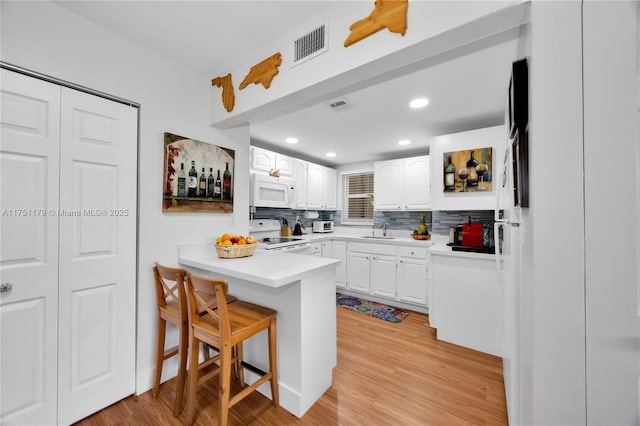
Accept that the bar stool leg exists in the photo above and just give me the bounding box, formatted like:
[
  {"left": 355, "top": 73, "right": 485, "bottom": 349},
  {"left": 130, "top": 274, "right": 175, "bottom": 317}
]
[
  {"left": 184, "top": 336, "right": 200, "bottom": 426},
  {"left": 173, "top": 321, "right": 189, "bottom": 416},
  {"left": 268, "top": 318, "right": 279, "bottom": 407},
  {"left": 152, "top": 316, "right": 167, "bottom": 398},
  {"left": 218, "top": 343, "right": 233, "bottom": 426},
  {"left": 235, "top": 342, "right": 245, "bottom": 387}
]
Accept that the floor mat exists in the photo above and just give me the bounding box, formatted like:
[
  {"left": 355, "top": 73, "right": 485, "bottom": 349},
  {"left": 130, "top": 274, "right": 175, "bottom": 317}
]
[{"left": 336, "top": 293, "right": 409, "bottom": 323}]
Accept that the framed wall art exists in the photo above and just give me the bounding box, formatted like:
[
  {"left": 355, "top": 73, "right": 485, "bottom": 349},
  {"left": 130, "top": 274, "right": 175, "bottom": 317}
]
[
  {"left": 443, "top": 147, "right": 493, "bottom": 193},
  {"left": 163, "top": 132, "right": 235, "bottom": 213}
]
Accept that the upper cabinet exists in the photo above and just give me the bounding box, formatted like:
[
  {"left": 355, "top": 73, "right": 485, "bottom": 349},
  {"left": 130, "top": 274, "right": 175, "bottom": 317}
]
[
  {"left": 307, "top": 162, "right": 337, "bottom": 210},
  {"left": 250, "top": 146, "right": 293, "bottom": 177},
  {"left": 250, "top": 146, "right": 337, "bottom": 210},
  {"left": 291, "top": 159, "right": 308, "bottom": 209},
  {"left": 429, "top": 125, "right": 506, "bottom": 211},
  {"left": 374, "top": 155, "right": 430, "bottom": 211}
]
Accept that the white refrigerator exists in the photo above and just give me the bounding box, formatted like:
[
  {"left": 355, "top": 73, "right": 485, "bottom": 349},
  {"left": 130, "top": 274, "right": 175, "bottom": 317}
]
[{"left": 494, "top": 130, "right": 523, "bottom": 426}]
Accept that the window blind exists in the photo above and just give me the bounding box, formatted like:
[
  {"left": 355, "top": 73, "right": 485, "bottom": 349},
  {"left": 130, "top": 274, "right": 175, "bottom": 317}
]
[{"left": 344, "top": 173, "right": 374, "bottom": 221}]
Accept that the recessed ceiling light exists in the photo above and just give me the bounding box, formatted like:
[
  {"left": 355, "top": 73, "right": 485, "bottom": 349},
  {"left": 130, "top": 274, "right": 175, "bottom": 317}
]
[
  {"left": 285, "top": 137, "right": 298, "bottom": 144},
  {"left": 326, "top": 152, "right": 336, "bottom": 158},
  {"left": 398, "top": 139, "right": 411, "bottom": 146},
  {"left": 409, "top": 98, "right": 429, "bottom": 109}
]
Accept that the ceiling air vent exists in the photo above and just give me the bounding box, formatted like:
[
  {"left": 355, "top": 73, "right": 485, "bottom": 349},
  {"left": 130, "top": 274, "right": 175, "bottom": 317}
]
[
  {"left": 326, "top": 98, "right": 352, "bottom": 112},
  {"left": 291, "top": 21, "right": 329, "bottom": 67}
]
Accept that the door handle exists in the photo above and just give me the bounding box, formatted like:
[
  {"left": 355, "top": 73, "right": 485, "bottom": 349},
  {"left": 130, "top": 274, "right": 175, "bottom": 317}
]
[{"left": 0, "top": 283, "right": 13, "bottom": 294}]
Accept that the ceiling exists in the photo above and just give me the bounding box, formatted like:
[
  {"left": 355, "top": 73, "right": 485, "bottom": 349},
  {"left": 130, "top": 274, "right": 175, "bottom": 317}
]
[{"left": 57, "top": 1, "right": 521, "bottom": 166}]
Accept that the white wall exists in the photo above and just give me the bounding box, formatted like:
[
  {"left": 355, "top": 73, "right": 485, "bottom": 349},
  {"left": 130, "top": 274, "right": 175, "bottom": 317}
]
[
  {"left": 583, "top": 2, "right": 638, "bottom": 423},
  {"left": 522, "top": 2, "right": 587, "bottom": 424},
  {"left": 1, "top": 1, "right": 250, "bottom": 393},
  {"left": 212, "top": 1, "right": 527, "bottom": 127}
]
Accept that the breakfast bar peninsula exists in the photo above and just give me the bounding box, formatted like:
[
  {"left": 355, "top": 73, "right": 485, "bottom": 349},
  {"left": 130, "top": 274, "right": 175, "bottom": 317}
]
[{"left": 178, "top": 242, "right": 339, "bottom": 417}]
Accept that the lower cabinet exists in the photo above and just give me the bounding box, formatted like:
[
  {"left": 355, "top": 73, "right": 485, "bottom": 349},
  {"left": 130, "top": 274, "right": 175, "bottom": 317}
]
[
  {"left": 430, "top": 253, "right": 502, "bottom": 356},
  {"left": 322, "top": 240, "right": 347, "bottom": 289},
  {"left": 397, "top": 247, "right": 430, "bottom": 306},
  {"left": 347, "top": 251, "right": 371, "bottom": 293},
  {"left": 371, "top": 254, "right": 397, "bottom": 298},
  {"left": 345, "top": 242, "right": 429, "bottom": 310}
]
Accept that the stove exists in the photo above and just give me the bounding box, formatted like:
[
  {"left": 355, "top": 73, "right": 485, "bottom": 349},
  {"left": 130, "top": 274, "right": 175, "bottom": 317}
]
[
  {"left": 262, "top": 237, "right": 305, "bottom": 245},
  {"left": 250, "top": 219, "right": 309, "bottom": 251}
]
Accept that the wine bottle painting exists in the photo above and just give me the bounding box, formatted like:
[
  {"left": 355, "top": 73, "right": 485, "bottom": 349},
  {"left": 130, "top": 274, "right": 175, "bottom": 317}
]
[
  {"left": 443, "top": 147, "right": 492, "bottom": 193},
  {"left": 163, "top": 132, "right": 235, "bottom": 213}
]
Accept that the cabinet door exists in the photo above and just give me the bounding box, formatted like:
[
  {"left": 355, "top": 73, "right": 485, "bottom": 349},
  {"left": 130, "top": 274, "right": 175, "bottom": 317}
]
[
  {"left": 275, "top": 154, "right": 294, "bottom": 177},
  {"left": 431, "top": 255, "right": 502, "bottom": 356},
  {"left": 404, "top": 156, "right": 430, "bottom": 210},
  {"left": 332, "top": 241, "right": 347, "bottom": 289},
  {"left": 0, "top": 70, "right": 61, "bottom": 426},
  {"left": 306, "top": 162, "right": 324, "bottom": 209},
  {"left": 374, "top": 160, "right": 402, "bottom": 210},
  {"left": 347, "top": 252, "right": 370, "bottom": 294},
  {"left": 323, "top": 167, "right": 337, "bottom": 210},
  {"left": 397, "top": 257, "right": 428, "bottom": 305},
  {"left": 371, "top": 254, "right": 397, "bottom": 298},
  {"left": 251, "top": 146, "right": 274, "bottom": 173},
  {"left": 292, "top": 159, "right": 307, "bottom": 209}
]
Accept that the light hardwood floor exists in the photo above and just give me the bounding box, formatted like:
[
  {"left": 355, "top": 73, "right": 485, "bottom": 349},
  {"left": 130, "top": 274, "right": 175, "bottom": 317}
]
[{"left": 75, "top": 307, "right": 507, "bottom": 425}]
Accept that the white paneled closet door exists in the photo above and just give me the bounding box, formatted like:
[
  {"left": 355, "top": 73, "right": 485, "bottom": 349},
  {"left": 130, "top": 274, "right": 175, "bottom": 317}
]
[
  {"left": 57, "top": 88, "right": 137, "bottom": 425},
  {"left": 0, "top": 69, "right": 138, "bottom": 425},
  {"left": 0, "top": 69, "right": 61, "bottom": 426}
]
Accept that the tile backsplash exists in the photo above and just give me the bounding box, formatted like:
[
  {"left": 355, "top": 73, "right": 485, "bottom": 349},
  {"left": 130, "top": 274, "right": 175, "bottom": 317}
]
[
  {"left": 253, "top": 208, "right": 495, "bottom": 237},
  {"left": 252, "top": 208, "right": 335, "bottom": 229}
]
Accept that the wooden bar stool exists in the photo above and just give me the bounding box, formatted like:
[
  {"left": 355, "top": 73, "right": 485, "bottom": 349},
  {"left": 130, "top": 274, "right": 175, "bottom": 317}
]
[
  {"left": 183, "top": 272, "right": 278, "bottom": 426},
  {"left": 152, "top": 263, "right": 189, "bottom": 416},
  {"left": 152, "top": 263, "right": 235, "bottom": 416}
]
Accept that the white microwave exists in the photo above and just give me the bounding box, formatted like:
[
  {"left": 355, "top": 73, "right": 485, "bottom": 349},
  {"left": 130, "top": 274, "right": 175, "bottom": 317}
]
[
  {"left": 251, "top": 173, "right": 293, "bottom": 208},
  {"left": 313, "top": 221, "right": 334, "bottom": 233}
]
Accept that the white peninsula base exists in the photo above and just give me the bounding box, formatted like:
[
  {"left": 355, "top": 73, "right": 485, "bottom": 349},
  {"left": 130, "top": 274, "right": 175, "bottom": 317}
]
[{"left": 178, "top": 242, "right": 339, "bottom": 417}]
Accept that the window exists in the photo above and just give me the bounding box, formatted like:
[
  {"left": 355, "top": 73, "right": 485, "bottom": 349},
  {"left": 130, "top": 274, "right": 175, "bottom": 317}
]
[{"left": 342, "top": 172, "right": 374, "bottom": 224}]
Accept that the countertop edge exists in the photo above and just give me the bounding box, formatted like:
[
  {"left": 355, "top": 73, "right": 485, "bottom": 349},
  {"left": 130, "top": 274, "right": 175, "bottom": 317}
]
[{"left": 178, "top": 251, "right": 340, "bottom": 288}]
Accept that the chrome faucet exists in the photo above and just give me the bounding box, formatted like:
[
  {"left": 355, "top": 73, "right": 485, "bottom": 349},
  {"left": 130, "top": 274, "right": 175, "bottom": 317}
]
[{"left": 382, "top": 223, "right": 387, "bottom": 236}]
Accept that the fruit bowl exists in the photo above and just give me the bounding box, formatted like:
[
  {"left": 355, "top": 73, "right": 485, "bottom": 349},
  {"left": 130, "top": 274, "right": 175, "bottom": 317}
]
[
  {"left": 216, "top": 243, "right": 257, "bottom": 258},
  {"left": 411, "top": 234, "right": 431, "bottom": 240}
]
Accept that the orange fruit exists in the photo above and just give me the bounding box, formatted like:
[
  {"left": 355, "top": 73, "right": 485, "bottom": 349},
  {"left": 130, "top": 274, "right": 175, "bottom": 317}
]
[
  {"left": 220, "top": 233, "right": 232, "bottom": 242},
  {"left": 238, "top": 239, "right": 247, "bottom": 245}
]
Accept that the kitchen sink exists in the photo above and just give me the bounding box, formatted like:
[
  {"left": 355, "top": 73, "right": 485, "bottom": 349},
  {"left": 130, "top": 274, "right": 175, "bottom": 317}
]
[{"left": 360, "top": 235, "right": 396, "bottom": 240}]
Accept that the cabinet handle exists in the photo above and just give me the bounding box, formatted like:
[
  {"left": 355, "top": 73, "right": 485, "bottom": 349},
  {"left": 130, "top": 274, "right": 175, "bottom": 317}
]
[{"left": 0, "top": 283, "right": 13, "bottom": 294}]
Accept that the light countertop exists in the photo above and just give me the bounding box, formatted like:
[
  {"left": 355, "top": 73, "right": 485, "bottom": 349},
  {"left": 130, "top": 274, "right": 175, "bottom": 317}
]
[{"left": 178, "top": 242, "right": 340, "bottom": 288}]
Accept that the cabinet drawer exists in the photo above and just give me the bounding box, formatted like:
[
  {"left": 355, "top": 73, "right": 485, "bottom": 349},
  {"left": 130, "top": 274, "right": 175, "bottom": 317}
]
[
  {"left": 398, "top": 246, "right": 428, "bottom": 258},
  {"left": 349, "top": 242, "right": 397, "bottom": 256}
]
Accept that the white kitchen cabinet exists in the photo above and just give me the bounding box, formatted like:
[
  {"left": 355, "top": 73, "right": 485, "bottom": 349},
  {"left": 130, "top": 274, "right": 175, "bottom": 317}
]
[
  {"left": 323, "top": 240, "right": 347, "bottom": 289},
  {"left": 404, "top": 156, "right": 431, "bottom": 210},
  {"left": 371, "top": 254, "right": 397, "bottom": 298},
  {"left": 307, "top": 162, "right": 337, "bottom": 210},
  {"left": 323, "top": 167, "right": 338, "bottom": 210},
  {"left": 430, "top": 253, "right": 502, "bottom": 356},
  {"left": 347, "top": 243, "right": 397, "bottom": 296},
  {"left": 373, "top": 160, "right": 402, "bottom": 210},
  {"left": 250, "top": 146, "right": 294, "bottom": 177},
  {"left": 309, "top": 242, "right": 322, "bottom": 257},
  {"left": 397, "top": 247, "right": 429, "bottom": 306},
  {"left": 292, "top": 159, "right": 307, "bottom": 209},
  {"left": 374, "top": 155, "right": 430, "bottom": 211},
  {"left": 347, "top": 252, "right": 371, "bottom": 294}
]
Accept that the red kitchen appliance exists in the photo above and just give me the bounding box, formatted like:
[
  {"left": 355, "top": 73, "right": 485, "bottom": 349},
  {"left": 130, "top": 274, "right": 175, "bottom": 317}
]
[{"left": 462, "top": 221, "right": 484, "bottom": 248}]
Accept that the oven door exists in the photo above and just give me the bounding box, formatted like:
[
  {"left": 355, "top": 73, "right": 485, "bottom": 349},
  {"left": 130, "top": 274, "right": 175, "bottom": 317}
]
[{"left": 251, "top": 173, "right": 292, "bottom": 208}]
